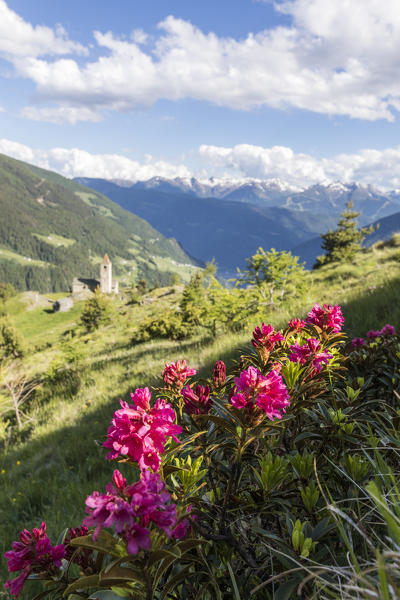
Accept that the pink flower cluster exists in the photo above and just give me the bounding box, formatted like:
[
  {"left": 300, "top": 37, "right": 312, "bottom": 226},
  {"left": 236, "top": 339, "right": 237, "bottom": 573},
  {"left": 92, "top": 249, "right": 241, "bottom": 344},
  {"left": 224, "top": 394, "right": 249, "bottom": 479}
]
[
  {"left": 289, "top": 338, "right": 333, "bottom": 373},
  {"left": 352, "top": 324, "right": 397, "bottom": 347},
  {"left": 306, "top": 303, "right": 344, "bottom": 333},
  {"left": 252, "top": 323, "right": 284, "bottom": 350},
  {"left": 104, "top": 388, "right": 182, "bottom": 472},
  {"left": 351, "top": 337, "right": 366, "bottom": 348},
  {"left": 212, "top": 360, "right": 226, "bottom": 388},
  {"left": 162, "top": 360, "right": 197, "bottom": 389},
  {"left": 367, "top": 324, "right": 396, "bottom": 339},
  {"left": 181, "top": 384, "right": 213, "bottom": 415},
  {"left": 4, "top": 522, "right": 65, "bottom": 597},
  {"left": 84, "top": 470, "right": 188, "bottom": 555},
  {"left": 231, "top": 366, "right": 290, "bottom": 420}
]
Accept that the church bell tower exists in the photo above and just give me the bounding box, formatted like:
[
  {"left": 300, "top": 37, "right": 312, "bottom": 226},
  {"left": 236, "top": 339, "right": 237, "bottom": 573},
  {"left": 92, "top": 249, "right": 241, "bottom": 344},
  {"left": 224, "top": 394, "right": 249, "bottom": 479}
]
[{"left": 100, "top": 254, "right": 112, "bottom": 294}]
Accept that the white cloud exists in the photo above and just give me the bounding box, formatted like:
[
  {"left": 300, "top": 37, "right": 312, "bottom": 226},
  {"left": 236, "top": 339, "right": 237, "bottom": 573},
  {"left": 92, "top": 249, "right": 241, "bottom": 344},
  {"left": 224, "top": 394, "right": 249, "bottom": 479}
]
[
  {"left": 199, "top": 143, "right": 400, "bottom": 190},
  {"left": 0, "top": 138, "right": 192, "bottom": 181},
  {"left": 21, "top": 105, "right": 103, "bottom": 124},
  {"left": 0, "top": 105, "right": 4, "bottom": 112},
  {"left": 5, "top": 0, "right": 400, "bottom": 122},
  {"left": 0, "top": 0, "right": 86, "bottom": 58}
]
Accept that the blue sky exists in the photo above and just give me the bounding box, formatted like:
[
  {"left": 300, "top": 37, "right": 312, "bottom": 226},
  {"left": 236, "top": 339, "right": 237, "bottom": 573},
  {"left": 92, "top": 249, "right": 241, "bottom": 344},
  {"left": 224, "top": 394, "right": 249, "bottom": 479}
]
[{"left": 1, "top": 0, "right": 400, "bottom": 188}]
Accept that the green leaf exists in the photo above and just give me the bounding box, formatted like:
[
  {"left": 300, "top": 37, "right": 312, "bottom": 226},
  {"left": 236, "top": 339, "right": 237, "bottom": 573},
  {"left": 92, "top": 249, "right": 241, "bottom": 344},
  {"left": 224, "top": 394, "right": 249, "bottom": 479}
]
[
  {"left": 88, "top": 592, "right": 133, "bottom": 600},
  {"left": 99, "top": 565, "right": 146, "bottom": 587},
  {"left": 152, "top": 553, "right": 181, "bottom": 592},
  {"left": 174, "top": 538, "right": 204, "bottom": 554},
  {"left": 69, "top": 530, "right": 119, "bottom": 556},
  {"left": 227, "top": 562, "right": 241, "bottom": 600},
  {"left": 63, "top": 574, "right": 100, "bottom": 596},
  {"left": 312, "top": 517, "right": 335, "bottom": 541},
  {"left": 163, "top": 465, "right": 185, "bottom": 477},
  {"left": 160, "top": 565, "right": 192, "bottom": 600},
  {"left": 204, "top": 414, "right": 239, "bottom": 438},
  {"left": 377, "top": 550, "right": 390, "bottom": 600},
  {"left": 32, "top": 588, "right": 59, "bottom": 600},
  {"left": 147, "top": 547, "right": 180, "bottom": 568},
  {"left": 294, "top": 431, "right": 322, "bottom": 444},
  {"left": 275, "top": 580, "right": 299, "bottom": 600},
  {"left": 163, "top": 430, "right": 207, "bottom": 457}
]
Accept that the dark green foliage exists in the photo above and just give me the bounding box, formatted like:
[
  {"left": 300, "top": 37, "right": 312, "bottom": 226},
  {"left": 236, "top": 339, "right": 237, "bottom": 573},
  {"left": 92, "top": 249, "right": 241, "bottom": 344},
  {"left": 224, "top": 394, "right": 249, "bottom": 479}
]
[
  {"left": 80, "top": 289, "right": 112, "bottom": 331},
  {"left": 347, "top": 333, "right": 400, "bottom": 402},
  {"left": 315, "top": 200, "right": 375, "bottom": 267}
]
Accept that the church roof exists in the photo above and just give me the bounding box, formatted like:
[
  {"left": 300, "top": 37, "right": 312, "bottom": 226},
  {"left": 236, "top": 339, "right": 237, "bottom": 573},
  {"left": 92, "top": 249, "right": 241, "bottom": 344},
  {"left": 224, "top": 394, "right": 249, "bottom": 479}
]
[{"left": 102, "top": 254, "right": 111, "bottom": 265}]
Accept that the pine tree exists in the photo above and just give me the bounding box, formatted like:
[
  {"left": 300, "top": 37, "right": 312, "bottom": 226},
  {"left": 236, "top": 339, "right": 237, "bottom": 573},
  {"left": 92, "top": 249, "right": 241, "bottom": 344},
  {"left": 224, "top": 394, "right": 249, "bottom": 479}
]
[
  {"left": 315, "top": 200, "right": 375, "bottom": 267},
  {"left": 180, "top": 272, "right": 207, "bottom": 326}
]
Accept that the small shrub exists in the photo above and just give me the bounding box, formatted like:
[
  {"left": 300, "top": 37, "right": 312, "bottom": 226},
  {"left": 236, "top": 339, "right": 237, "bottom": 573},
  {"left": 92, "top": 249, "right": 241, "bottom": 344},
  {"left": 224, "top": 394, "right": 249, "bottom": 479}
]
[
  {"left": 80, "top": 288, "right": 112, "bottom": 331},
  {"left": 135, "top": 310, "right": 191, "bottom": 343}
]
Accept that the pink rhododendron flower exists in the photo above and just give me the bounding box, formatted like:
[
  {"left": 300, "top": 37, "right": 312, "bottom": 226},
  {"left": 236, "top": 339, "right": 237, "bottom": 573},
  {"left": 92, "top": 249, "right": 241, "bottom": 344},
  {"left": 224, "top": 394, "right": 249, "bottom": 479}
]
[
  {"left": 4, "top": 522, "right": 65, "bottom": 597},
  {"left": 367, "top": 329, "right": 381, "bottom": 340},
  {"left": 212, "top": 360, "right": 226, "bottom": 387},
  {"left": 255, "top": 370, "right": 291, "bottom": 420},
  {"left": 381, "top": 324, "right": 396, "bottom": 336},
  {"left": 162, "top": 360, "right": 197, "bottom": 389},
  {"left": 252, "top": 323, "right": 284, "bottom": 351},
  {"left": 351, "top": 337, "right": 366, "bottom": 348},
  {"left": 181, "top": 384, "right": 213, "bottom": 415},
  {"left": 84, "top": 470, "right": 184, "bottom": 555},
  {"left": 288, "top": 318, "right": 306, "bottom": 332},
  {"left": 104, "top": 388, "right": 182, "bottom": 472},
  {"left": 231, "top": 366, "right": 290, "bottom": 420},
  {"left": 306, "top": 304, "right": 344, "bottom": 332},
  {"left": 289, "top": 338, "right": 333, "bottom": 373}
]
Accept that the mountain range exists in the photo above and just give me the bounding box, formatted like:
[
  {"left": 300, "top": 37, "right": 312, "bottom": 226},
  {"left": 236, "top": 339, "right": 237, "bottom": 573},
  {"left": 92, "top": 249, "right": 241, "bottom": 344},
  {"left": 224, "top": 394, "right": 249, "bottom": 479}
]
[
  {"left": 76, "top": 176, "right": 400, "bottom": 275},
  {"left": 0, "top": 154, "right": 199, "bottom": 292},
  {"left": 75, "top": 178, "right": 337, "bottom": 276}
]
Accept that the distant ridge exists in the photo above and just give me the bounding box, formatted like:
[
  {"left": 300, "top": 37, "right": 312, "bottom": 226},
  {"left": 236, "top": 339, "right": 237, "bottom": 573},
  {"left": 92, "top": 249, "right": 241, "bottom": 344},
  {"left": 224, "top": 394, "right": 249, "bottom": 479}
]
[
  {"left": 0, "top": 153, "right": 200, "bottom": 292},
  {"left": 111, "top": 175, "right": 400, "bottom": 222}
]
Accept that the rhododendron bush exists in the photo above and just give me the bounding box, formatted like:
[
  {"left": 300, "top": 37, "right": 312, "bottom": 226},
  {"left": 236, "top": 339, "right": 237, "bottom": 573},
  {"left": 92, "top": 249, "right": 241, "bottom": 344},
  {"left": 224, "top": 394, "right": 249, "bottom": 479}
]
[{"left": 5, "top": 303, "right": 400, "bottom": 599}]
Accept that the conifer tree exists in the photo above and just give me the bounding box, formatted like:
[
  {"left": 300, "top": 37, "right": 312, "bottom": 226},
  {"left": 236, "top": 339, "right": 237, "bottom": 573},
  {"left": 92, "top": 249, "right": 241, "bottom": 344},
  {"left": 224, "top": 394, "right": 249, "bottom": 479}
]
[
  {"left": 180, "top": 271, "right": 207, "bottom": 326},
  {"left": 80, "top": 288, "right": 112, "bottom": 331},
  {"left": 315, "top": 200, "right": 375, "bottom": 267}
]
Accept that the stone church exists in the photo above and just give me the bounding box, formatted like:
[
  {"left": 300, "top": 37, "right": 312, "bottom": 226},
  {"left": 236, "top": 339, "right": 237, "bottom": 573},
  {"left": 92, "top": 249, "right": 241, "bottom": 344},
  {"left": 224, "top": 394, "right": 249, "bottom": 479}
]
[{"left": 72, "top": 254, "right": 119, "bottom": 297}]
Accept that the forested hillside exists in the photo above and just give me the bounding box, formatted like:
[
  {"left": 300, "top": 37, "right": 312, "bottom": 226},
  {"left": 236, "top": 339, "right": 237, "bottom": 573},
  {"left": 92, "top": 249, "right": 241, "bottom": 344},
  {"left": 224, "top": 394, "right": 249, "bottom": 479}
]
[{"left": 0, "top": 154, "right": 200, "bottom": 292}]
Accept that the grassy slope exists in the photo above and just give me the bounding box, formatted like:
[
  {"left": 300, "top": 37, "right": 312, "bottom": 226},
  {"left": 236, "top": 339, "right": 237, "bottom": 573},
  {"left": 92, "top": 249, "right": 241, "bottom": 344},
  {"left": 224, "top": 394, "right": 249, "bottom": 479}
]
[{"left": 1, "top": 239, "right": 400, "bottom": 595}]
